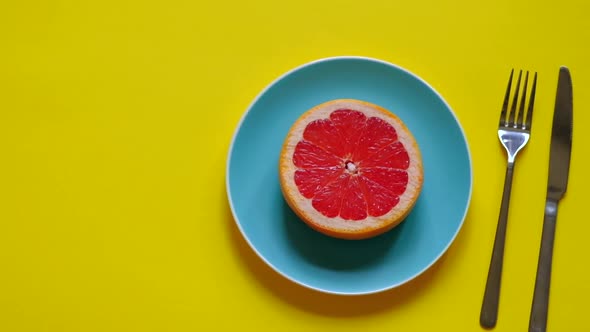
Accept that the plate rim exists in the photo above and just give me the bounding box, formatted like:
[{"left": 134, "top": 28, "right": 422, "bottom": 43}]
[{"left": 225, "top": 55, "right": 473, "bottom": 295}]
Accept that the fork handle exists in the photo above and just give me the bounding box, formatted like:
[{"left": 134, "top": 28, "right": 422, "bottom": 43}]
[
  {"left": 480, "top": 162, "right": 515, "bottom": 328},
  {"left": 529, "top": 199, "right": 558, "bottom": 332}
]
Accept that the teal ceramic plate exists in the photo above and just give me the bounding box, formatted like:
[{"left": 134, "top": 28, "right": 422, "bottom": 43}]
[{"left": 226, "top": 56, "right": 472, "bottom": 295}]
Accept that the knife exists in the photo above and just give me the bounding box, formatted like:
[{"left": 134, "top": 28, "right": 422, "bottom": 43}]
[{"left": 529, "top": 66, "right": 573, "bottom": 332}]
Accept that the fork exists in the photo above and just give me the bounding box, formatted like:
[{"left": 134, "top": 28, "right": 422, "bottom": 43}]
[{"left": 480, "top": 69, "right": 538, "bottom": 328}]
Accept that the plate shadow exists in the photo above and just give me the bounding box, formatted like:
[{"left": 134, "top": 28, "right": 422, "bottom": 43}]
[
  {"left": 225, "top": 189, "right": 472, "bottom": 317},
  {"left": 282, "top": 201, "right": 404, "bottom": 271}
]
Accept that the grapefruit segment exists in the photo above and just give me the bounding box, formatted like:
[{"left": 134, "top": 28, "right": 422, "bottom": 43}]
[
  {"left": 359, "top": 176, "right": 401, "bottom": 217},
  {"left": 302, "top": 119, "right": 346, "bottom": 157},
  {"left": 340, "top": 176, "right": 369, "bottom": 221},
  {"left": 353, "top": 117, "right": 398, "bottom": 161},
  {"left": 294, "top": 167, "right": 343, "bottom": 199},
  {"left": 293, "top": 141, "right": 341, "bottom": 168},
  {"left": 329, "top": 109, "right": 368, "bottom": 151},
  {"left": 361, "top": 168, "right": 408, "bottom": 195},
  {"left": 279, "top": 99, "right": 423, "bottom": 240},
  {"left": 361, "top": 141, "right": 409, "bottom": 169},
  {"left": 311, "top": 173, "right": 349, "bottom": 218}
]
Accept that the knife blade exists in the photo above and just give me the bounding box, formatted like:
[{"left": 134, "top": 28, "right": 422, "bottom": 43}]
[
  {"left": 529, "top": 66, "right": 573, "bottom": 332},
  {"left": 547, "top": 68, "right": 573, "bottom": 199}
]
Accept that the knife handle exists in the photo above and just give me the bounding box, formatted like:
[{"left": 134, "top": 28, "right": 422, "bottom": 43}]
[
  {"left": 529, "top": 199, "right": 558, "bottom": 332},
  {"left": 480, "top": 163, "right": 515, "bottom": 328}
]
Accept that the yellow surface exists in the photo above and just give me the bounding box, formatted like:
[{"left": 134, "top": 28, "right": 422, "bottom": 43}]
[{"left": 1, "top": 0, "right": 589, "bottom": 331}]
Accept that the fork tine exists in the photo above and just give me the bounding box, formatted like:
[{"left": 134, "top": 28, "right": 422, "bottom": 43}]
[
  {"left": 499, "top": 69, "right": 514, "bottom": 127},
  {"left": 508, "top": 70, "right": 523, "bottom": 127},
  {"left": 516, "top": 71, "right": 530, "bottom": 128},
  {"left": 524, "top": 72, "right": 538, "bottom": 130}
]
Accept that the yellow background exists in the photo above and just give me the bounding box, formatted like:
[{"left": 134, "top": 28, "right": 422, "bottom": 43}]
[{"left": 1, "top": 0, "right": 588, "bottom": 331}]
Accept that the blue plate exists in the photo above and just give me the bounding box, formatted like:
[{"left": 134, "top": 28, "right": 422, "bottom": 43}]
[{"left": 226, "top": 56, "right": 472, "bottom": 295}]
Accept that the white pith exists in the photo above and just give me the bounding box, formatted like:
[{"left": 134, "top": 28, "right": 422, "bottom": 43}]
[{"left": 345, "top": 161, "right": 357, "bottom": 173}]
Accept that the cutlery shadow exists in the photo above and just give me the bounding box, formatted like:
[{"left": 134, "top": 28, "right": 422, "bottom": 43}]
[{"left": 225, "top": 193, "right": 471, "bottom": 317}]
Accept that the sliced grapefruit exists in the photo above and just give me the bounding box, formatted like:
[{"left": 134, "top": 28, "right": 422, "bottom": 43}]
[{"left": 279, "top": 99, "right": 423, "bottom": 240}]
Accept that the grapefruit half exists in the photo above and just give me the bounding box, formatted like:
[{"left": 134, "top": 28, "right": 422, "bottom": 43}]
[{"left": 279, "top": 99, "right": 423, "bottom": 240}]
